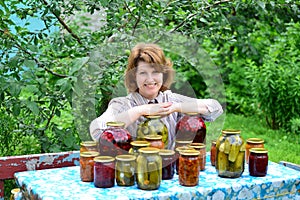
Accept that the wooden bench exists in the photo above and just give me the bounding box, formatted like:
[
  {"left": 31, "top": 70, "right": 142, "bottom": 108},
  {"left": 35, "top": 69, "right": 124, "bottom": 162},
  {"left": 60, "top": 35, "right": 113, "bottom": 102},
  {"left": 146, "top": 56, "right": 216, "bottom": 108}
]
[
  {"left": 0, "top": 151, "right": 80, "bottom": 199},
  {"left": 279, "top": 160, "right": 300, "bottom": 171}
]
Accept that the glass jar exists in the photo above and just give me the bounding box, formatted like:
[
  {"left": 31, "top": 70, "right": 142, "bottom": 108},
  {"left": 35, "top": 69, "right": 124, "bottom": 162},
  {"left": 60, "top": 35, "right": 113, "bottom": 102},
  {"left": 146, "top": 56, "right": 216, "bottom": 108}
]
[
  {"left": 178, "top": 150, "right": 200, "bottom": 186},
  {"left": 245, "top": 138, "right": 264, "bottom": 164},
  {"left": 115, "top": 155, "right": 136, "bottom": 186},
  {"left": 129, "top": 141, "right": 150, "bottom": 157},
  {"left": 80, "top": 141, "right": 98, "bottom": 153},
  {"left": 175, "top": 146, "right": 195, "bottom": 174},
  {"left": 216, "top": 129, "right": 245, "bottom": 178},
  {"left": 159, "top": 149, "right": 176, "bottom": 180},
  {"left": 99, "top": 121, "right": 132, "bottom": 157},
  {"left": 175, "top": 112, "right": 206, "bottom": 144},
  {"left": 210, "top": 140, "right": 217, "bottom": 166},
  {"left": 80, "top": 151, "right": 99, "bottom": 182},
  {"left": 136, "top": 147, "right": 162, "bottom": 190},
  {"left": 249, "top": 148, "right": 268, "bottom": 177},
  {"left": 94, "top": 156, "right": 115, "bottom": 188},
  {"left": 189, "top": 143, "right": 206, "bottom": 171},
  {"left": 144, "top": 135, "right": 164, "bottom": 149},
  {"left": 137, "top": 115, "right": 168, "bottom": 147}
]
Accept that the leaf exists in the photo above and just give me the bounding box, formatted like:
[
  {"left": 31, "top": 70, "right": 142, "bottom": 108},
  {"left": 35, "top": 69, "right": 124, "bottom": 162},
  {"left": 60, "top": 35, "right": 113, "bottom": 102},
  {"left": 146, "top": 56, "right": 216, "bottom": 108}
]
[
  {"left": 24, "top": 100, "right": 39, "bottom": 115},
  {"left": 69, "top": 57, "right": 89, "bottom": 75}
]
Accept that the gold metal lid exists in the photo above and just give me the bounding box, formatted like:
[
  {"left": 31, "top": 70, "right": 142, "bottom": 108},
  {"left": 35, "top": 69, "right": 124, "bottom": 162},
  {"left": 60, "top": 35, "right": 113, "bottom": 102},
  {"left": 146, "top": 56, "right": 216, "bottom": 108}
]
[
  {"left": 175, "top": 140, "right": 193, "bottom": 144},
  {"left": 222, "top": 129, "right": 241, "bottom": 134},
  {"left": 144, "top": 115, "right": 161, "bottom": 119},
  {"left": 159, "top": 149, "right": 175, "bottom": 156},
  {"left": 80, "top": 151, "right": 100, "bottom": 157},
  {"left": 138, "top": 147, "right": 160, "bottom": 154},
  {"left": 106, "top": 121, "right": 125, "bottom": 127},
  {"left": 179, "top": 149, "right": 200, "bottom": 156},
  {"left": 130, "top": 141, "right": 150, "bottom": 147},
  {"left": 189, "top": 143, "right": 206, "bottom": 149},
  {"left": 175, "top": 146, "right": 195, "bottom": 152},
  {"left": 246, "top": 138, "right": 264, "bottom": 144},
  {"left": 249, "top": 148, "right": 268, "bottom": 154},
  {"left": 144, "top": 135, "right": 162, "bottom": 140},
  {"left": 94, "top": 156, "right": 115, "bottom": 162},
  {"left": 115, "top": 154, "right": 136, "bottom": 161},
  {"left": 185, "top": 112, "right": 198, "bottom": 115},
  {"left": 80, "top": 141, "right": 97, "bottom": 146}
]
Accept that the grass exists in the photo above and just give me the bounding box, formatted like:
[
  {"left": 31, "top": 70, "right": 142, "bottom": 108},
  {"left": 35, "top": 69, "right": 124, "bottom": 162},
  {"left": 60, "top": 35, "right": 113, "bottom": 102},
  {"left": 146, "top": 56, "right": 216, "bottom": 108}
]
[{"left": 206, "top": 113, "right": 300, "bottom": 165}]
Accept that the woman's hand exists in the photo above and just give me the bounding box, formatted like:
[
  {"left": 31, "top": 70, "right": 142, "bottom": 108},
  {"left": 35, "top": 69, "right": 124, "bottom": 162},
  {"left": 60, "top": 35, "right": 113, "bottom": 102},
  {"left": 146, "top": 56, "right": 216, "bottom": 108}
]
[{"left": 139, "top": 102, "right": 174, "bottom": 116}]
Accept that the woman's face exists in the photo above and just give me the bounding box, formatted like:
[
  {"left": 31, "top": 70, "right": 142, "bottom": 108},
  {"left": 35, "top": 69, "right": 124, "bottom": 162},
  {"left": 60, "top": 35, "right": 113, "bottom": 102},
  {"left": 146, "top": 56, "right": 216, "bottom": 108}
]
[{"left": 136, "top": 61, "right": 163, "bottom": 100}]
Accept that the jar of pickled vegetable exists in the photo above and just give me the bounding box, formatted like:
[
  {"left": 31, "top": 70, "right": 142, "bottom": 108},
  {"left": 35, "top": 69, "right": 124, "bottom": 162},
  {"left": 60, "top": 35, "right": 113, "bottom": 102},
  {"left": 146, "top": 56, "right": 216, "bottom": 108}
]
[
  {"left": 94, "top": 156, "right": 115, "bottom": 188},
  {"left": 115, "top": 155, "right": 136, "bottom": 186},
  {"left": 137, "top": 115, "right": 168, "bottom": 147},
  {"left": 216, "top": 129, "right": 245, "bottom": 178},
  {"left": 129, "top": 141, "right": 150, "bottom": 157},
  {"left": 80, "top": 151, "right": 99, "bottom": 182},
  {"left": 144, "top": 135, "right": 164, "bottom": 149},
  {"left": 99, "top": 121, "right": 132, "bottom": 157},
  {"left": 159, "top": 149, "right": 176, "bottom": 180},
  {"left": 136, "top": 147, "right": 162, "bottom": 190},
  {"left": 189, "top": 143, "right": 206, "bottom": 171},
  {"left": 175, "top": 146, "right": 195, "bottom": 174},
  {"left": 80, "top": 141, "right": 98, "bottom": 153},
  {"left": 178, "top": 150, "right": 200, "bottom": 186},
  {"left": 245, "top": 138, "right": 264, "bottom": 164},
  {"left": 249, "top": 148, "right": 268, "bottom": 177},
  {"left": 210, "top": 140, "right": 217, "bottom": 166}
]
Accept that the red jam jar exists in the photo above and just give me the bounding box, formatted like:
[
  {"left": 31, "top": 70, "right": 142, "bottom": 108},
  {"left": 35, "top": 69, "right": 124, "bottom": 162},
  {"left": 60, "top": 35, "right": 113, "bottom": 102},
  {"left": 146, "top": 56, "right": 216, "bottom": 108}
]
[
  {"left": 248, "top": 148, "right": 268, "bottom": 177},
  {"left": 159, "top": 149, "right": 176, "bottom": 180},
  {"left": 178, "top": 150, "right": 200, "bottom": 186},
  {"left": 175, "top": 112, "right": 206, "bottom": 144},
  {"left": 99, "top": 121, "right": 132, "bottom": 157},
  {"left": 80, "top": 151, "right": 99, "bottom": 182},
  {"left": 245, "top": 138, "right": 264, "bottom": 164},
  {"left": 210, "top": 140, "right": 217, "bottom": 166},
  {"left": 189, "top": 143, "right": 206, "bottom": 171},
  {"left": 80, "top": 141, "right": 98, "bottom": 153},
  {"left": 94, "top": 156, "right": 115, "bottom": 188},
  {"left": 144, "top": 135, "right": 164, "bottom": 149}
]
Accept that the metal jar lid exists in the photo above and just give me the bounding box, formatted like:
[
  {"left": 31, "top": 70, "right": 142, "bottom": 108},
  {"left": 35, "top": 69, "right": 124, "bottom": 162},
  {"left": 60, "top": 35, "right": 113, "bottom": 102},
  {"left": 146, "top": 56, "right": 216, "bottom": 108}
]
[
  {"left": 249, "top": 148, "right": 268, "bottom": 154},
  {"left": 80, "top": 151, "right": 100, "bottom": 157},
  {"left": 138, "top": 147, "right": 160, "bottom": 154},
  {"left": 115, "top": 154, "right": 136, "bottom": 161},
  {"left": 159, "top": 149, "right": 175, "bottom": 156},
  {"left": 222, "top": 129, "right": 241, "bottom": 135},
  {"left": 130, "top": 141, "right": 150, "bottom": 147},
  {"left": 94, "top": 156, "right": 115, "bottom": 162},
  {"left": 246, "top": 138, "right": 264, "bottom": 144},
  {"left": 179, "top": 149, "right": 200, "bottom": 156}
]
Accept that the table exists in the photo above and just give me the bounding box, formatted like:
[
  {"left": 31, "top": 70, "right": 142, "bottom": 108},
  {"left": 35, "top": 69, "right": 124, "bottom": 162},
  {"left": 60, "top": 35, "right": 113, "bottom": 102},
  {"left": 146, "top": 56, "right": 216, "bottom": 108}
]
[{"left": 14, "top": 153, "right": 300, "bottom": 200}]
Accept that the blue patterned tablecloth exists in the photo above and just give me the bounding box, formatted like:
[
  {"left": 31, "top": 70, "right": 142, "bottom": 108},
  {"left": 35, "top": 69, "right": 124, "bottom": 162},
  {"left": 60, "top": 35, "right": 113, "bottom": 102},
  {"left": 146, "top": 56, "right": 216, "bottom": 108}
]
[{"left": 15, "top": 154, "right": 300, "bottom": 200}]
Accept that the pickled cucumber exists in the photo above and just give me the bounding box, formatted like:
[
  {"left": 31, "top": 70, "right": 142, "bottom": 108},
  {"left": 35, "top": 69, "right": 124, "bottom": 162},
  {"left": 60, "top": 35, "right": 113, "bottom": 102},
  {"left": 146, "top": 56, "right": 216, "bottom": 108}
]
[
  {"left": 217, "top": 151, "right": 229, "bottom": 173},
  {"left": 148, "top": 162, "right": 159, "bottom": 185},
  {"left": 137, "top": 156, "right": 148, "bottom": 185},
  {"left": 233, "top": 151, "right": 245, "bottom": 171},
  {"left": 228, "top": 144, "right": 240, "bottom": 162},
  {"left": 224, "top": 138, "right": 231, "bottom": 154}
]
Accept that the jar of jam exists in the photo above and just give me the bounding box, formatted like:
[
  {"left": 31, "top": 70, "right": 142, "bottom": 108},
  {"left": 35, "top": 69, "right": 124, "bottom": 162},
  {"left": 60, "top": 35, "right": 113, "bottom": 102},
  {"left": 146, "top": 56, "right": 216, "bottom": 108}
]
[
  {"left": 159, "top": 149, "right": 176, "bottom": 180},
  {"left": 144, "top": 135, "right": 164, "bottom": 149},
  {"left": 175, "top": 146, "right": 195, "bottom": 174},
  {"left": 216, "top": 129, "right": 245, "bottom": 178},
  {"left": 137, "top": 115, "right": 168, "bottom": 147},
  {"left": 136, "top": 147, "right": 162, "bottom": 190},
  {"left": 115, "top": 155, "right": 136, "bottom": 186},
  {"left": 80, "top": 141, "right": 98, "bottom": 153},
  {"left": 80, "top": 151, "right": 99, "bottom": 182},
  {"left": 94, "top": 156, "right": 115, "bottom": 188},
  {"left": 249, "top": 148, "right": 268, "bottom": 177},
  {"left": 175, "top": 112, "right": 206, "bottom": 144},
  {"left": 99, "top": 121, "right": 132, "bottom": 157},
  {"left": 189, "top": 143, "right": 206, "bottom": 171},
  {"left": 178, "top": 150, "right": 200, "bottom": 186},
  {"left": 210, "top": 140, "right": 217, "bottom": 166},
  {"left": 245, "top": 138, "right": 264, "bottom": 164},
  {"left": 129, "top": 141, "right": 150, "bottom": 157}
]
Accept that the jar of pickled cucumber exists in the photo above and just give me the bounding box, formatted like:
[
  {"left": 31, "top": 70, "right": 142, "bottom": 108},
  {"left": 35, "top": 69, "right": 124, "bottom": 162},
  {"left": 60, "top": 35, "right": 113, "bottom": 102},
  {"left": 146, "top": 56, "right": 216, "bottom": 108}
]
[
  {"left": 245, "top": 138, "right": 264, "bottom": 164},
  {"left": 136, "top": 147, "right": 162, "bottom": 190},
  {"left": 80, "top": 151, "right": 100, "bottom": 182},
  {"left": 99, "top": 121, "right": 132, "bottom": 157},
  {"left": 115, "top": 155, "right": 136, "bottom": 186},
  {"left": 80, "top": 141, "right": 98, "bottom": 153},
  {"left": 159, "top": 149, "right": 176, "bottom": 180},
  {"left": 178, "top": 150, "right": 200, "bottom": 186},
  {"left": 129, "top": 141, "right": 150, "bottom": 157},
  {"left": 189, "top": 143, "right": 206, "bottom": 171},
  {"left": 137, "top": 115, "right": 168, "bottom": 147},
  {"left": 175, "top": 113, "right": 206, "bottom": 144},
  {"left": 144, "top": 135, "right": 164, "bottom": 149},
  {"left": 216, "top": 129, "right": 245, "bottom": 178},
  {"left": 94, "top": 156, "right": 115, "bottom": 188}
]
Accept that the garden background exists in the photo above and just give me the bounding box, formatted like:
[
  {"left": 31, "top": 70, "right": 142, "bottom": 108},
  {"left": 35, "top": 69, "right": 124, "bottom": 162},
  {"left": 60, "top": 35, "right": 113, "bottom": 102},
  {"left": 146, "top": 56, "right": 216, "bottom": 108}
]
[{"left": 1, "top": 0, "right": 300, "bottom": 198}]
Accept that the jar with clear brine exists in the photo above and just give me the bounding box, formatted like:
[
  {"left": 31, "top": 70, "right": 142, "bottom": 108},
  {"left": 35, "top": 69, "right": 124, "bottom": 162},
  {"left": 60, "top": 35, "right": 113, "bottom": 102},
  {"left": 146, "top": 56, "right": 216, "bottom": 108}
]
[
  {"left": 178, "top": 150, "right": 200, "bottom": 186},
  {"left": 115, "top": 155, "right": 136, "bottom": 186},
  {"left": 80, "top": 151, "right": 99, "bottom": 182},
  {"left": 175, "top": 113, "right": 206, "bottom": 144},
  {"left": 129, "top": 141, "right": 150, "bottom": 157},
  {"left": 99, "top": 121, "right": 132, "bottom": 157},
  {"left": 245, "top": 138, "right": 264, "bottom": 164},
  {"left": 216, "top": 129, "right": 245, "bottom": 178},
  {"left": 136, "top": 147, "right": 162, "bottom": 190},
  {"left": 94, "top": 156, "right": 115, "bottom": 188},
  {"left": 137, "top": 115, "right": 168, "bottom": 147}
]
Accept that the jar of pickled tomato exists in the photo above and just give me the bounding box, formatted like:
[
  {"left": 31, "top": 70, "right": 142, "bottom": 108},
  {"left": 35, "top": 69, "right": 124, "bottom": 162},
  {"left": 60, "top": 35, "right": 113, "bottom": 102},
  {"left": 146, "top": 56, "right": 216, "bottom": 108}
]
[
  {"left": 189, "top": 143, "right": 206, "bottom": 171},
  {"left": 80, "top": 141, "right": 98, "bottom": 153},
  {"left": 80, "top": 151, "right": 99, "bottom": 182},
  {"left": 245, "top": 138, "right": 264, "bottom": 164},
  {"left": 144, "top": 135, "right": 164, "bottom": 149},
  {"left": 178, "top": 150, "right": 200, "bottom": 186},
  {"left": 210, "top": 140, "right": 217, "bottom": 166}
]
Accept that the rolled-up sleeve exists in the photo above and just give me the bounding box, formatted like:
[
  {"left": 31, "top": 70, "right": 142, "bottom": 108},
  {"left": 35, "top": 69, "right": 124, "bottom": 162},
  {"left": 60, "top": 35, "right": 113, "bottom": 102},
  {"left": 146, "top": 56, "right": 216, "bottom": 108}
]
[{"left": 200, "top": 99, "right": 223, "bottom": 121}]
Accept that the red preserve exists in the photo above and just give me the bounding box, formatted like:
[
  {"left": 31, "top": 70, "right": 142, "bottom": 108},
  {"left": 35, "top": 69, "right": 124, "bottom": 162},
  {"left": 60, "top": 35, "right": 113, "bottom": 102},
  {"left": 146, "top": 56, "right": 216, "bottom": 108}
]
[
  {"left": 94, "top": 156, "right": 115, "bottom": 188},
  {"left": 248, "top": 148, "right": 268, "bottom": 177}
]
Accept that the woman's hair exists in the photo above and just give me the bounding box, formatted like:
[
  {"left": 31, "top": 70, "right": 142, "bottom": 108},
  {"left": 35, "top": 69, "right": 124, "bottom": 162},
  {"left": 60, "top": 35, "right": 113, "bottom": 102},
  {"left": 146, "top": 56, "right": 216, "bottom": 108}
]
[{"left": 124, "top": 43, "right": 175, "bottom": 92}]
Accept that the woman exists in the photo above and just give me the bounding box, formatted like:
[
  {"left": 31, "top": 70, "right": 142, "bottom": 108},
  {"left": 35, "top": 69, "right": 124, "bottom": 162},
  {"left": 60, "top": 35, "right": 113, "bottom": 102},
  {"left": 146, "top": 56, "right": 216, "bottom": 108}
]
[{"left": 90, "top": 43, "right": 223, "bottom": 149}]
